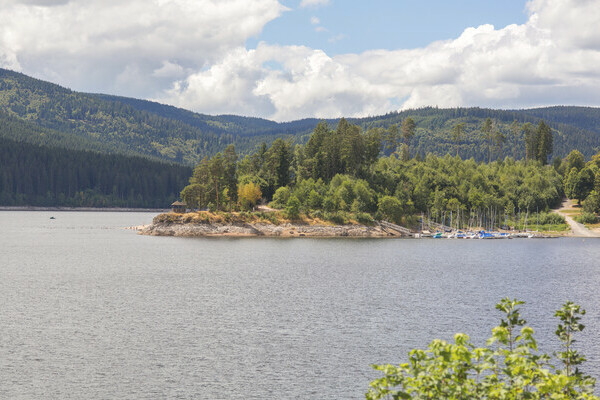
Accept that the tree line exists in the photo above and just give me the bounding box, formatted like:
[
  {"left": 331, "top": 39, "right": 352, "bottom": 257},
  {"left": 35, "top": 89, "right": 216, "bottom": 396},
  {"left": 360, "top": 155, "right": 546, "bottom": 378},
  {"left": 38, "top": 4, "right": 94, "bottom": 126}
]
[{"left": 180, "top": 117, "right": 591, "bottom": 229}]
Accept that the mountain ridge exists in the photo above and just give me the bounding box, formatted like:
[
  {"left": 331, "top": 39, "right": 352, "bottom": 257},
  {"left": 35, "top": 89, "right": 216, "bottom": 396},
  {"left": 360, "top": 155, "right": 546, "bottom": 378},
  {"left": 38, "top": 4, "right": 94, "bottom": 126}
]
[{"left": 1, "top": 67, "right": 599, "bottom": 164}]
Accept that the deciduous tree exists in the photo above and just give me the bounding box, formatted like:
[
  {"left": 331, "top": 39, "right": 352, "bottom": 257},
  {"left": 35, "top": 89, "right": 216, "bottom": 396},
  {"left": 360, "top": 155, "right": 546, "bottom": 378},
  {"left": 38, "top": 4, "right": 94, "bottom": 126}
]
[
  {"left": 238, "top": 182, "right": 262, "bottom": 210},
  {"left": 378, "top": 195, "right": 403, "bottom": 224}
]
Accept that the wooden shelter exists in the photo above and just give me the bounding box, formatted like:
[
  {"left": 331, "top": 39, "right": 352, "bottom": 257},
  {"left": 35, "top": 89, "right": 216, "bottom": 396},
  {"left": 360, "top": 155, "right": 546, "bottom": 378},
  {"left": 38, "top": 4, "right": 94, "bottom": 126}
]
[{"left": 171, "top": 201, "right": 187, "bottom": 213}]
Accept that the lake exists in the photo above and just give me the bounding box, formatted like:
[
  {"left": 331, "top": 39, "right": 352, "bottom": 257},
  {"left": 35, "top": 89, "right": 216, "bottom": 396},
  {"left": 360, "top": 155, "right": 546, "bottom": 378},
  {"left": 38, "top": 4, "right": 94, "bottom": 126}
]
[{"left": 1, "top": 211, "right": 599, "bottom": 399}]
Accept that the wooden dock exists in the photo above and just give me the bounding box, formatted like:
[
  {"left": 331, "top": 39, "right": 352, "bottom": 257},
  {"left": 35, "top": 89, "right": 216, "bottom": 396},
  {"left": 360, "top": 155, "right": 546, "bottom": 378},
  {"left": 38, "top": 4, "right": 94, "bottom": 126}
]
[{"left": 379, "top": 221, "right": 414, "bottom": 237}]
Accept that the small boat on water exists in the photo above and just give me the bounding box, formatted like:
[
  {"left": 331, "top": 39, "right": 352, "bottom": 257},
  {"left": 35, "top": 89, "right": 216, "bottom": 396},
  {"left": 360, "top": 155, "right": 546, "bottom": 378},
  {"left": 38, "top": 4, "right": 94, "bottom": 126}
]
[
  {"left": 509, "top": 232, "right": 536, "bottom": 239},
  {"left": 453, "top": 231, "right": 477, "bottom": 239},
  {"left": 476, "top": 230, "right": 511, "bottom": 239},
  {"left": 50, "top": 216, "right": 55, "bottom": 220}
]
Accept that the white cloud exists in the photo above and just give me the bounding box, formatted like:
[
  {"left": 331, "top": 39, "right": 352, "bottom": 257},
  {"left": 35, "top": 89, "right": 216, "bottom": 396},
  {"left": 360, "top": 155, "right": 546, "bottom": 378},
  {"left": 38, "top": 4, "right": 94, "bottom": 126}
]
[
  {"left": 161, "top": 43, "right": 393, "bottom": 121},
  {"left": 299, "top": 0, "right": 330, "bottom": 8},
  {"left": 161, "top": 0, "right": 600, "bottom": 120},
  {"left": 152, "top": 61, "right": 187, "bottom": 79},
  {"left": 2, "top": 0, "right": 600, "bottom": 121},
  {"left": 0, "top": 0, "right": 286, "bottom": 97}
]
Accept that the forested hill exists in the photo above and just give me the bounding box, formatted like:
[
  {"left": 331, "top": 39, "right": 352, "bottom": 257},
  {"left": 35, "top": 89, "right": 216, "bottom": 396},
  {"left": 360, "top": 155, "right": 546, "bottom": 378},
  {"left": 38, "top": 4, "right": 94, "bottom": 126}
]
[
  {"left": 350, "top": 107, "right": 600, "bottom": 161},
  {"left": 518, "top": 106, "right": 600, "bottom": 134},
  {"left": 1, "top": 67, "right": 600, "bottom": 165},
  {"left": 0, "top": 68, "right": 309, "bottom": 165}
]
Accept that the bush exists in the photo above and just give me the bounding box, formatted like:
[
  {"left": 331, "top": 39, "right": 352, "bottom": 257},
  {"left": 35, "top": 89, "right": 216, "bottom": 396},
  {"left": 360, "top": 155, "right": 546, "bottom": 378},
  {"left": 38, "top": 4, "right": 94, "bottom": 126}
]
[
  {"left": 354, "top": 212, "right": 374, "bottom": 225},
  {"left": 322, "top": 195, "right": 336, "bottom": 212},
  {"left": 310, "top": 209, "right": 324, "bottom": 220},
  {"left": 307, "top": 189, "right": 323, "bottom": 210},
  {"left": 324, "top": 211, "right": 348, "bottom": 225},
  {"left": 583, "top": 190, "right": 600, "bottom": 214},
  {"left": 537, "top": 211, "right": 565, "bottom": 225},
  {"left": 285, "top": 195, "right": 301, "bottom": 220},
  {"left": 367, "top": 299, "right": 598, "bottom": 400},
  {"left": 258, "top": 211, "right": 279, "bottom": 225},
  {"left": 378, "top": 195, "right": 403, "bottom": 224},
  {"left": 271, "top": 186, "right": 291, "bottom": 209},
  {"left": 575, "top": 212, "right": 598, "bottom": 224}
]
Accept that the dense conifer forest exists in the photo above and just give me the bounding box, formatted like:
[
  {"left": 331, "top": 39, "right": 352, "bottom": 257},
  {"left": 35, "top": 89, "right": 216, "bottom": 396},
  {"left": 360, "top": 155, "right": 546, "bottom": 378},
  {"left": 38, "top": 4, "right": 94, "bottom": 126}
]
[{"left": 0, "top": 137, "right": 190, "bottom": 207}]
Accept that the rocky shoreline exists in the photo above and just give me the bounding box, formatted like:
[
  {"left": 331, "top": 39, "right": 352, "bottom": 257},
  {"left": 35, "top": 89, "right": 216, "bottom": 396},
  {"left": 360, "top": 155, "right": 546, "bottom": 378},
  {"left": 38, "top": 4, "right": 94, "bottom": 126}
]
[{"left": 138, "top": 220, "right": 401, "bottom": 238}]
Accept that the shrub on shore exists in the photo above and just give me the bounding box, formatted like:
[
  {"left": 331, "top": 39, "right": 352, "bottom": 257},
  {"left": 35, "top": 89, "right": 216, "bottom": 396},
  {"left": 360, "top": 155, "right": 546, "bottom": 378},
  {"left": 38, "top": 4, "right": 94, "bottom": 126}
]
[{"left": 575, "top": 212, "right": 599, "bottom": 224}]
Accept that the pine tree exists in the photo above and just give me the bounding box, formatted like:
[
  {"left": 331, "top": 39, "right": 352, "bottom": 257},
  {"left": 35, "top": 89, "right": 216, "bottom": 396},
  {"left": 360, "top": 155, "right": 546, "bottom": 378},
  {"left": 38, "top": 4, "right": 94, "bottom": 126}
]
[
  {"left": 536, "top": 121, "right": 553, "bottom": 165},
  {"left": 401, "top": 117, "right": 416, "bottom": 159},
  {"left": 510, "top": 120, "right": 520, "bottom": 159},
  {"left": 481, "top": 118, "right": 493, "bottom": 163},
  {"left": 451, "top": 123, "right": 464, "bottom": 158}
]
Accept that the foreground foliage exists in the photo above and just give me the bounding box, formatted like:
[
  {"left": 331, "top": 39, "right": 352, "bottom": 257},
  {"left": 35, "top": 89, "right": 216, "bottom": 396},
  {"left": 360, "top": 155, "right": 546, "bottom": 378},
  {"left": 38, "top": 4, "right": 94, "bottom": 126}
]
[{"left": 367, "top": 299, "right": 598, "bottom": 400}]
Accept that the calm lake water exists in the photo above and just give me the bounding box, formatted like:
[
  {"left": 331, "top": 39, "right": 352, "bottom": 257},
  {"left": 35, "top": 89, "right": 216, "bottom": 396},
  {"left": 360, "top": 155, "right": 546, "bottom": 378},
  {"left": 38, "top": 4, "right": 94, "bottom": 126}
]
[{"left": 1, "top": 211, "right": 599, "bottom": 399}]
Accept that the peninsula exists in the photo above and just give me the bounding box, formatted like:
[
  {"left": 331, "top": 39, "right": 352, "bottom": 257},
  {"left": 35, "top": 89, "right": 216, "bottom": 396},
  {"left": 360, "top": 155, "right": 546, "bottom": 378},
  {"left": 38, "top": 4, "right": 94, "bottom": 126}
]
[{"left": 143, "top": 118, "right": 600, "bottom": 239}]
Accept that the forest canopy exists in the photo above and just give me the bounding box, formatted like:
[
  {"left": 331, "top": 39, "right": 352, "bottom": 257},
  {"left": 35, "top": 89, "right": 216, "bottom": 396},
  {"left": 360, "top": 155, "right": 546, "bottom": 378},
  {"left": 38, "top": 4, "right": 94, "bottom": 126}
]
[{"left": 180, "top": 118, "right": 592, "bottom": 229}]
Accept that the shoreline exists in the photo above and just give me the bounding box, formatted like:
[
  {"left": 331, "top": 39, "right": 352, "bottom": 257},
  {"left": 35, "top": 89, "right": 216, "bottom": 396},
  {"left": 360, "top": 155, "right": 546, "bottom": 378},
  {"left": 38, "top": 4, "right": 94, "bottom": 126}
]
[
  {"left": 0, "top": 206, "right": 166, "bottom": 212},
  {"left": 138, "top": 221, "right": 402, "bottom": 238},
  {"left": 137, "top": 224, "right": 579, "bottom": 239},
  {"left": 135, "top": 212, "right": 575, "bottom": 239},
  {"left": 135, "top": 222, "right": 573, "bottom": 239}
]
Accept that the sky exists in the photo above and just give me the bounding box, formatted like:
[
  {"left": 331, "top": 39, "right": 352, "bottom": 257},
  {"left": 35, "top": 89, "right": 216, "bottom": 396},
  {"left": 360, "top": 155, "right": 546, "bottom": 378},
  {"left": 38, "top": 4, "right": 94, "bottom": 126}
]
[{"left": 0, "top": 0, "right": 599, "bottom": 121}]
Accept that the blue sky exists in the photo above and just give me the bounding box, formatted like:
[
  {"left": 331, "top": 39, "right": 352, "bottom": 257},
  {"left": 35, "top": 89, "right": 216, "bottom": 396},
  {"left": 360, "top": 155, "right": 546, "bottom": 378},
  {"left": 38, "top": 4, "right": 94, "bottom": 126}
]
[{"left": 248, "top": 1, "right": 529, "bottom": 55}]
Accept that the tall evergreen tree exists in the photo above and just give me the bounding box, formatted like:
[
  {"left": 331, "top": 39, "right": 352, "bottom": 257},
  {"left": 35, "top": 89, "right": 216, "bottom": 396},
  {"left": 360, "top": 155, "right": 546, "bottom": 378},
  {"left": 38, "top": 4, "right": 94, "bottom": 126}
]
[
  {"left": 494, "top": 128, "right": 506, "bottom": 161},
  {"left": 536, "top": 121, "right": 553, "bottom": 165},
  {"left": 401, "top": 117, "right": 416, "bottom": 159},
  {"left": 208, "top": 153, "right": 225, "bottom": 210},
  {"left": 265, "top": 138, "right": 292, "bottom": 196},
  {"left": 385, "top": 124, "right": 399, "bottom": 153},
  {"left": 451, "top": 123, "right": 464, "bottom": 158},
  {"left": 523, "top": 123, "right": 537, "bottom": 162},
  {"left": 340, "top": 123, "right": 365, "bottom": 176},
  {"left": 481, "top": 118, "right": 493, "bottom": 163},
  {"left": 223, "top": 144, "right": 238, "bottom": 210},
  {"left": 510, "top": 120, "right": 520, "bottom": 159}
]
